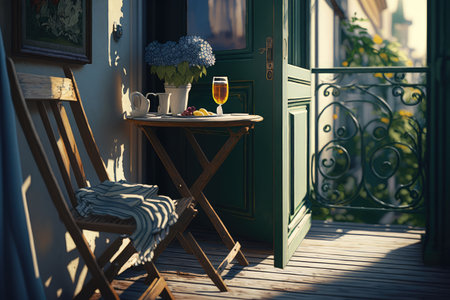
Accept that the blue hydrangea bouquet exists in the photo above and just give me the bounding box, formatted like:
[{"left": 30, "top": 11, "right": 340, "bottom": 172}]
[{"left": 145, "top": 36, "right": 215, "bottom": 87}]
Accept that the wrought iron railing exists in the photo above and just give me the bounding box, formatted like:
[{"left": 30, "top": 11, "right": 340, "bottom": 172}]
[{"left": 312, "top": 67, "right": 428, "bottom": 212}]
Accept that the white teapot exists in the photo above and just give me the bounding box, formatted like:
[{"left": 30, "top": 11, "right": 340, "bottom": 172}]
[{"left": 130, "top": 91, "right": 151, "bottom": 117}]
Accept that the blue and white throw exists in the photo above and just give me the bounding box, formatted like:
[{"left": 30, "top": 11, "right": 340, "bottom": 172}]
[{"left": 75, "top": 180, "right": 178, "bottom": 264}]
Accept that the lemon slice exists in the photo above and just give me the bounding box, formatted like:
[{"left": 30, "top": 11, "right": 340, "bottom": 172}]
[
  {"left": 193, "top": 110, "right": 205, "bottom": 116},
  {"left": 199, "top": 108, "right": 208, "bottom": 115},
  {"left": 208, "top": 111, "right": 214, "bottom": 116}
]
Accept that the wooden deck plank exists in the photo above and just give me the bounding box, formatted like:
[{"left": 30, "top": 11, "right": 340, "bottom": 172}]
[
  {"left": 158, "top": 248, "right": 450, "bottom": 276},
  {"left": 109, "top": 221, "right": 450, "bottom": 299},
  {"left": 176, "top": 242, "right": 425, "bottom": 265},
  {"left": 155, "top": 256, "right": 450, "bottom": 286},
  {"left": 117, "top": 268, "right": 449, "bottom": 300},
  {"left": 163, "top": 274, "right": 449, "bottom": 299},
  {"left": 301, "top": 233, "right": 424, "bottom": 244},
  {"left": 311, "top": 220, "right": 425, "bottom": 233},
  {"left": 123, "top": 262, "right": 450, "bottom": 292},
  {"left": 306, "top": 230, "right": 423, "bottom": 240}
]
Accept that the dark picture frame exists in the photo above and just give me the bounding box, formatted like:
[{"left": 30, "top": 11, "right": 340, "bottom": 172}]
[{"left": 13, "top": 0, "right": 92, "bottom": 64}]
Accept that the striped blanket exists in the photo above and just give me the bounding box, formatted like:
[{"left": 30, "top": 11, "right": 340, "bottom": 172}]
[{"left": 75, "top": 180, "right": 178, "bottom": 264}]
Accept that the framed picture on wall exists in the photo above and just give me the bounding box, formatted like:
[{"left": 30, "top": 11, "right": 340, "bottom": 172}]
[{"left": 13, "top": 0, "right": 92, "bottom": 64}]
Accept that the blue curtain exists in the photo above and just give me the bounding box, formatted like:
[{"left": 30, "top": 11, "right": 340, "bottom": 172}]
[{"left": 0, "top": 29, "right": 46, "bottom": 299}]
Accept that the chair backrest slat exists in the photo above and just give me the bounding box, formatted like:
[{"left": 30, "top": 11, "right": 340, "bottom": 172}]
[
  {"left": 64, "top": 67, "right": 110, "bottom": 183},
  {"left": 37, "top": 102, "right": 78, "bottom": 207},
  {"left": 7, "top": 58, "right": 79, "bottom": 220},
  {"left": 49, "top": 101, "right": 88, "bottom": 188},
  {"left": 10, "top": 62, "right": 110, "bottom": 208},
  {"left": 17, "top": 72, "right": 78, "bottom": 101},
  {"left": 8, "top": 59, "right": 122, "bottom": 299}
]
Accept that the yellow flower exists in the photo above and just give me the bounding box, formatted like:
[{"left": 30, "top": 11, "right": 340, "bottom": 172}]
[
  {"left": 385, "top": 73, "right": 394, "bottom": 78},
  {"left": 374, "top": 73, "right": 383, "bottom": 78},
  {"left": 380, "top": 117, "right": 389, "bottom": 124},
  {"left": 397, "top": 144, "right": 409, "bottom": 152},
  {"left": 380, "top": 53, "right": 388, "bottom": 61},
  {"left": 407, "top": 60, "right": 413, "bottom": 66},
  {"left": 359, "top": 47, "right": 364, "bottom": 54},
  {"left": 399, "top": 110, "right": 413, "bottom": 117},
  {"left": 392, "top": 57, "right": 399, "bottom": 62},
  {"left": 333, "top": 114, "right": 338, "bottom": 120},
  {"left": 373, "top": 34, "right": 383, "bottom": 44},
  {"left": 342, "top": 61, "right": 349, "bottom": 67}
]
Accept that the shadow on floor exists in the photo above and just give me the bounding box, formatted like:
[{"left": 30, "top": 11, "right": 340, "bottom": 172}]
[{"left": 117, "top": 222, "right": 450, "bottom": 299}]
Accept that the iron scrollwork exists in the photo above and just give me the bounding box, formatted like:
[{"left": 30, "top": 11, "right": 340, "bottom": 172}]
[{"left": 313, "top": 69, "right": 426, "bottom": 211}]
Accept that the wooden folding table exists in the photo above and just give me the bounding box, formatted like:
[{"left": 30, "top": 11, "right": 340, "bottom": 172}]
[{"left": 127, "top": 113, "right": 263, "bottom": 291}]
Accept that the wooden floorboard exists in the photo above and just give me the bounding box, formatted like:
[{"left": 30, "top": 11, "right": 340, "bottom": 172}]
[{"left": 110, "top": 221, "right": 450, "bottom": 299}]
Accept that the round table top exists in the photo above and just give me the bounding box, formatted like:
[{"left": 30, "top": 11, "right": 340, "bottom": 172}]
[{"left": 126, "top": 113, "right": 263, "bottom": 128}]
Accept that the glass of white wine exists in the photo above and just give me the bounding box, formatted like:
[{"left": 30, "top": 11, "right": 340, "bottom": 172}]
[{"left": 212, "top": 76, "right": 229, "bottom": 116}]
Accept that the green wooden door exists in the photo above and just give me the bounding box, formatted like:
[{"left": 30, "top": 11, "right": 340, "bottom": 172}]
[
  {"left": 274, "top": 63, "right": 312, "bottom": 268},
  {"left": 424, "top": 0, "right": 450, "bottom": 265},
  {"left": 273, "top": 0, "right": 312, "bottom": 268},
  {"left": 186, "top": 0, "right": 311, "bottom": 266},
  {"left": 186, "top": 0, "right": 274, "bottom": 242}
]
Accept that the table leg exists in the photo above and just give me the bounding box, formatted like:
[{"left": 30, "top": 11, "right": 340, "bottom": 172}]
[
  {"left": 141, "top": 127, "right": 192, "bottom": 198},
  {"left": 141, "top": 126, "right": 195, "bottom": 256},
  {"left": 182, "top": 232, "right": 228, "bottom": 292},
  {"left": 141, "top": 126, "right": 230, "bottom": 291},
  {"left": 184, "top": 127, "right": 250, "bottom": 266},
  {"left": 189, "top": 126, "right": 250, "bottom": 195},
  {"left": 197, "top": 192, "right": 249, "bottom": 266},
  {"left": 141, "top": 125, "right": 250, "bottom": 291}
]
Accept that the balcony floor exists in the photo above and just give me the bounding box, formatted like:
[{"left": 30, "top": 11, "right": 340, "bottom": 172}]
[{"left": 110, "top": 221, "right": 450, "bottom": 299}]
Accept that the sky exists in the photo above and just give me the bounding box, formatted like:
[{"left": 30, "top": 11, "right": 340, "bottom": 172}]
[{"left": 386, "top": 0, "right": 427, "bottom": 59}]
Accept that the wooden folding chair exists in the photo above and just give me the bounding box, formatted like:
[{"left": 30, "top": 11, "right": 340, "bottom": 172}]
[{"left": 6, "top": 58, "right": 197, "bottom": 300}]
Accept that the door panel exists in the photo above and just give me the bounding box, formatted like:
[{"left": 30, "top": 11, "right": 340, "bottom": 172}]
[
  {"left": 272, "top": 0, "right": 312, "bottom": 268},
  {"left": 274, "top": 61, "right": 312, "bottom": 268},
  {"left": 186, "top": 0, "right": 274, "bottom": 242},
  {"left": 186, "top": 0, "right": 312, "bottom": 265},
  {"left": 287, "top": 104, "right": 311, "bottom": 259},
  {"left": 187, "top": 81, "right": 255, "bottom": 218},
  {"left": 290, "top": 107, "right": 308, "bottom": 216}
]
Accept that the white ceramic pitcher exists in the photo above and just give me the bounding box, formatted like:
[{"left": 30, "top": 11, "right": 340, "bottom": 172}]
[
  {"left": 143, "top": 92, "right": 172, "bottom": 115},
  {"left": 156, "top": 93, "right": 171, "bottom": 115},
  {"left": 130, "top": 91, "right": 151, "bottom": 117}
]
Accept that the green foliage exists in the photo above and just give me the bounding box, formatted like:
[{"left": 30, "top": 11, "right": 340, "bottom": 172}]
[
  {"left": 313, "top": 16, "right": 427, "bottom": 225},
  {"left": 313, "top": 104, "right": 426, "bottom": 226},
  {"left": 341, "top": 14, "right": 411, "bottom": 68},
  {"left": 312, "top": 205, "right": 425, "bottom": 227},
  {"left": 150, "top": 63, "right": 207, "bottom": 87}
]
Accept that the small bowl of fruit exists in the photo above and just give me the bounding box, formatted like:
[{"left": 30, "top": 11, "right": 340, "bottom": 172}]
[{"left": 180, "top": 106, "right": 216, "bottom": 117}]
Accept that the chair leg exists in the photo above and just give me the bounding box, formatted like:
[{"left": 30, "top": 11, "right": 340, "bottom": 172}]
[
  {"left": 75, "top": 241, "right": 136, "bottom": 300},
  {"left": 176, "top": 232, "right": 193, "bottom": 255},
  {"left": 160, "top": 285, "right": 175, "bottom": 300},
  {"left": 78, "top": 241, "right": 175, "bottom": 300},
  {"left": 142, "top": 261, "right": 174, "bottom": 300},
  {"left": 153, "top": 203, "right": 197, "bottom": 261},
  {"left": 64, "top": 227, "right": 120, "bottom": 300}
]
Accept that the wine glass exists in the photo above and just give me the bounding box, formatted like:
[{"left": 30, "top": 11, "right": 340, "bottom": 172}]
[{"left": 212, "top": 76, "right": 229, "bottom": 116}]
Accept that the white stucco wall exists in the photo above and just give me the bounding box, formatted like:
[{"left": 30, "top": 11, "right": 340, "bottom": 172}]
[
  {"left": 1, "top": 0, "right": 143, "bottom": 298},
  {"left": 314, "top": 0, "right": 336, "bottom": 68}
]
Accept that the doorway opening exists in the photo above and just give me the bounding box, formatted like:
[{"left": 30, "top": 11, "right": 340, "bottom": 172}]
[{"left": 311, "top": 0, "right": 427, "bottom": 227}]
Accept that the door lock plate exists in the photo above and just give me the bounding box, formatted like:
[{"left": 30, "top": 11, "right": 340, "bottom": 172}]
[{"left": 266, "top": 37, "right": 273, "bottom": 80}]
